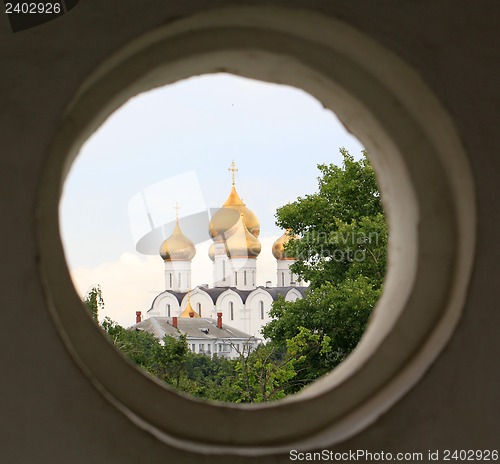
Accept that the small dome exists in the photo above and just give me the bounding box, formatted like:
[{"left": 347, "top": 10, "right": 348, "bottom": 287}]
[
  {"left": 225, "top": 214, "right": 261, "bottom": 259},
  {"left": 180, "top": 295, "right": 200, "bottom": 318},
  {"left": 160, "top": 220, "right": 196, "bottom": 261},
  {"left": 208, "top": 185, "right": 260, "bottom": 239},
  {"left": 272, "top": 230, "right": 298, "bottom": 260}
]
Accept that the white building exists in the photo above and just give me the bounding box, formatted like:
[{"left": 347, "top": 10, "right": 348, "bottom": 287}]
[
  {"left": 146, "top": 162, "right": 307, "bottom": 338},
  {"left": 132, "top": 312, "right": 258, "bottom": 360}
]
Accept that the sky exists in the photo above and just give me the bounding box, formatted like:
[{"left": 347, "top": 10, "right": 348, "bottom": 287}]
[{"left": 60, "top": 73, "right": 364, "bottom": 327}]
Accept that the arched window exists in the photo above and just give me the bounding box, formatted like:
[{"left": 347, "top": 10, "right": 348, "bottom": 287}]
[
  {"left": 235, "top": 272, "right": 238, "bottom": 286},
  {"left": 229, "top": 302, "right": 234, "bottom": 320},
  {"left": 178, "top": 273, "right": 181, "bottom": 287},
  {"left": 259, "top": 301, "right": 264, "bottom": 320},
  {"left": 197, "top": 302, "right": 202, "bottom": 317},
  {"left": 222, "top": 260, "right": 226, "bottom": 281},
  {"left": 244, "top": 270, "right": 247, "bottom": 285},
  {"left": 167, "top": 304, "right": 171, "bottom": 317},
  {"left": 169, "top": 273, "right": 172, "bottom": 288},
  {"left": 281, "top": 272, "right": 285, "bottom": 287}
]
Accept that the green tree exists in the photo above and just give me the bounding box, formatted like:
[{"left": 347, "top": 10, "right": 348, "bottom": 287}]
[
  {"left": 101, "top": 317, "right": 166, "bottom": 378},
  {"left": 231, "top": 342, "right": 296, "bottom": 403},
  {"left": 183, "top": 353, "right": 238, "bottom": 402},
  {"left": 161, "top": 333, "right": 191, "bottom": 389},
  {"left": 263, "top": 150, "right": 387, "bottom": 388},
  {"left": 100, "top": 317, "right": 233, "bottom": 399},
  {"left": 275, "top": 149, "right": 386, "bottom": 289},
  {"left": 83, "top": 285, "right": 104, "bottom": 322}
]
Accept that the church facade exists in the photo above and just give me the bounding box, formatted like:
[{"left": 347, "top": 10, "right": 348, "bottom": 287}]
[{"left": 146, "top": 162, "right": 307, "bottom": 337}]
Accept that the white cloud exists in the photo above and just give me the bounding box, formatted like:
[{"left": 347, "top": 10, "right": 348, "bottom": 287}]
[{"left": 71, "top": 253, "right": 163, "bottom": 327}]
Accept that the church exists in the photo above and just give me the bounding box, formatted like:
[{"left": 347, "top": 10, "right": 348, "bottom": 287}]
[{"left": 146, "top": 162, "right": 307, "bottom": 337}]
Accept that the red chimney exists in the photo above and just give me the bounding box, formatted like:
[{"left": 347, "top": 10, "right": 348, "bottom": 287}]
[
  {"left": 135, "top": 311, "right": 142, "bottom": 324},
  {"left": 217, "top": 312, "right": 223, "bottom": 329},
  {"left": 172, "top": 316, "right": 178, "bottom": 329}
]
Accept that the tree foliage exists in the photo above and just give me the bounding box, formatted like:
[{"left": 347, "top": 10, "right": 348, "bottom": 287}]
[
  {"left": 100, "top": 316, "right": 302, "bottom": 403},
  {"left": 101, "top": 317, "right": 168, "bottom": 378},
  {"left": 275, "top": 148, "right": 386, "bottom": 289},
  {"left": 231, "top": 342, "right": 298, "bottom": 403},
  {"left": 83, "top": 285, "right": 104, "bottom": 322},
  {"left": 262, "top": 149, "right": 387, "bottom": 389}
]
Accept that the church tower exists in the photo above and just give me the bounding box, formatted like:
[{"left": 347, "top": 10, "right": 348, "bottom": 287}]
[
  {"left": 225, "top": 213, "right": 261, "bottom": 289},
  {"left": 159, "top": 204, "right": 196, "bottom": 292},
  {"left": 208, "top": 161, "right": 261, "bottom": 289},
  {"left": 272, "top": 229, "right": 302, "bottom": 287}
]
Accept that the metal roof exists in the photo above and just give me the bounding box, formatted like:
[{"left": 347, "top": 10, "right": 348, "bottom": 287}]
[
  {"left": 147, "top": 285, "right": 309, "bottom": 313},
  {"left": 131, "top": 317, "right": 256, "bottom": 342},
  {"left": 199, "top": 285, "right": 309, "bottom": 303}
]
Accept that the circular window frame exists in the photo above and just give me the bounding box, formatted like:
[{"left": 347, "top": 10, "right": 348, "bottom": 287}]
[{"left": 37, "top": 7, "right": 475, "bottom": 456}]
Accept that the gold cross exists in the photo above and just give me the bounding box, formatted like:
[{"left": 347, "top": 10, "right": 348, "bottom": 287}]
[
  {"left": 228, "top": 160, "right": 238, "bottom": 185},
  {"left": 173, "top": 202, "right": 181, "bottom": 220}
]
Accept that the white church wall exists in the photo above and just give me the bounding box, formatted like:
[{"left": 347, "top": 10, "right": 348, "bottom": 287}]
[
  {"left": 149, "top": 291, "right": 181, "bottom": 317},
  {"left": 213, "top": 242, "right": 230, "bottom": 287},
  {"left": 246, "top": 288, "right": 275, "bottom": 337},
  {"left": 164, "top": 260, "right": 192, "bottom": 292},
  {"left": 189, "top": 288, "right": 217, "bottom": 318},
  {"left": 216, "top": 290, "right": 246, "bottom": 333},
  {"left": 276, "top": 259, "right": 293, "bottom": 287},
  {"left": 228, "top": 258, "right": 257, "bottom": 290}
]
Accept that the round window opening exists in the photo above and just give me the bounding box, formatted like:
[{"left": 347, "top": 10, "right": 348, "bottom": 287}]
[
  {"left": 61, "top": 72, "right": 384, "bottom": 404},
  {"left": 37, "top": 7, "right": 475, "bottom": 455}
]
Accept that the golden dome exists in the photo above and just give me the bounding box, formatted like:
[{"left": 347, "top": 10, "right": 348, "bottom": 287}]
[
  {"left": 208, "top": 162, "right": 260, "bottom": 241},
  {"left": 159, "top": 220, "right": 196, "bottom": 261},
  {"left": 272, "top": 229, "right": 298, "bottom": 260},
  {"left": 225, "top": 214, "right": 261, "bottom": 259},
  {"left": 180, "top": 294, "right": 200, "bottom": 318},
  {"left": 209, "top": 186, "right": 260, "bottom": 239},
  {"left": 208, "top": 204, "right": 241, "bottom": 241}
]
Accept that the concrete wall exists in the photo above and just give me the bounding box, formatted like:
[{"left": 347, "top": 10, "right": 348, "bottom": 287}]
[{"left": 1, "top": 1, "right": 499, "bottom": 462}]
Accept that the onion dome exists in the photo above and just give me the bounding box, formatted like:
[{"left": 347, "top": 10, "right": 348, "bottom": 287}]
[
  {"left": 208, "top": 205, "right": 241, "bottom": 242},
  {"left": 223, "top": 186, "right": 260, "bottom": 237},
  {"left": 159, "top": 220, "right": 196, "bottom": 261},
  {"left": 208, "top": 186, "right": 260, "bottom": 239},
  {"left": 180, "top": 293, "right": 200, "bottom": 318},
  {"left": 225, "top": 214, "right": 261, "bottom": 259},
  {"left": 208, "top": 162, "right": 260, "bottom": 240},
  {"left": 272, "top": 229, "right": 298, "bottom": 260}
]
